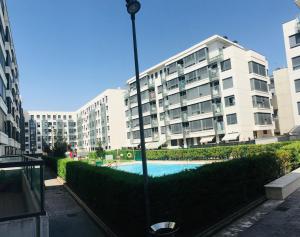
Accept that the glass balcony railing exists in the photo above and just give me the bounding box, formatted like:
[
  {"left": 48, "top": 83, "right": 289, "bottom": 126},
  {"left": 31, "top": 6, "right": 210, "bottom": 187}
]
[
  {"left": 213, "top": 104, "right": 223, "bottom": 116},
  {"left": 209, "top": 70, "right": 219, "bottom": 82},
  {"left": 212, "top": 87, "right": 221, "bottom": 98},
  {"left": 216, "top": 122, "right": 225, "bottom": 134},
  {"left": 0, "top": 155, "right": 45, "bottom": 222}
]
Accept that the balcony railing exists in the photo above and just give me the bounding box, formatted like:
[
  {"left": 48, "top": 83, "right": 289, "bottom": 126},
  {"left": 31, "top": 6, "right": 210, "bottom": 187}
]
[{"left": 0, "top": 155, "right": 45, "bottom": 222}]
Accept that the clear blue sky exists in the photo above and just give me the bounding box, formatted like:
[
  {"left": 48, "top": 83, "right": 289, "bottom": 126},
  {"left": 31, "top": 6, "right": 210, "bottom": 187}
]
[{"left": 6, "top": 0, "right": 299, "bottom": 111}]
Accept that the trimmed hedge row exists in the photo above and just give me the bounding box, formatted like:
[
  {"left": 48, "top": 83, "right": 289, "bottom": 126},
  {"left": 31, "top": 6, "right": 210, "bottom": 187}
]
[
  {"left": 146, "top": 142, "right": 292, "bottom": 160},
  {"left": 62, "top": 156, "right": 279, "bottom": 237},
  {"left": 42, "top": 156, "right": 65, "bottom": 173}
]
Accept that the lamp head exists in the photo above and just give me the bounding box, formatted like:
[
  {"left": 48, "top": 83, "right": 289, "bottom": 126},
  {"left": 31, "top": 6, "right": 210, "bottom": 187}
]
[{"left": 126, "top": 0, "right": 141, "bottom": 15}]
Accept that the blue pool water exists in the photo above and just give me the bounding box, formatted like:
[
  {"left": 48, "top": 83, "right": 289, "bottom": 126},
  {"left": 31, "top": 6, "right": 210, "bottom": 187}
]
[{"left": 113, "top": 163, "right": 201, "bottom": 177}]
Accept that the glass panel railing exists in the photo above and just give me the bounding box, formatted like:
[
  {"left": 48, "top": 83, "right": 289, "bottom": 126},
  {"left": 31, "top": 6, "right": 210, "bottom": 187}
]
[{"left": 0, "top": 156, "right": 44, "bottom": 221}]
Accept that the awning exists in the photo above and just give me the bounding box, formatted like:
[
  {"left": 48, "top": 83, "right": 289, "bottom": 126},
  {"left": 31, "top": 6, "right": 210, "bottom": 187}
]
[
  {"left": 200, "top": 136, "right": 215, "bottom": 143},
  {"left": 146, "top": 142, "right": 163, "bottom": 149},
  {"left": 222, "top": 133, "right": 240, "bottom": 141}
]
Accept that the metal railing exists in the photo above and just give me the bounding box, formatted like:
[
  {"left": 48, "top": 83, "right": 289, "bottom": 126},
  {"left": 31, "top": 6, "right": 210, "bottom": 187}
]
[{"left": 0, "top": 155, "right": 45, "bottom": 222}]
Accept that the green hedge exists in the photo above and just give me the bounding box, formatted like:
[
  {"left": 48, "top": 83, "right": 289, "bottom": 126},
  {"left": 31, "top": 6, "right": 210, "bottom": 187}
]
[
  {"left": 42, "top": 156, "right": 65, "bottom": 173},
  {"left": 146, "top": 142, "right": 291, "bottom": 160},
  {"left": 64, "top": 156, "right": 279, "bottom": 237}
]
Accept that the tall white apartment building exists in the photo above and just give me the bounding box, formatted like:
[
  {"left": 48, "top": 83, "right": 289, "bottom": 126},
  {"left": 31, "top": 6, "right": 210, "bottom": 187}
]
[
  {"left": 24, "top": 111, "right": 77, "bottom": 154},
  {"left": 76, "top": 89, "right": 127, "bottom": 151},
  {"left": 24, "top": 89, "right": 128, "bottom": 154},
  {"left": 281, "top": 18, "right": 300, "bottom": 130},
  {"left": 125, "top": 35, "right": 274, "bottom": 148},
  {"left": 0, "top": 0, "right": 24, "bottom": 155}
]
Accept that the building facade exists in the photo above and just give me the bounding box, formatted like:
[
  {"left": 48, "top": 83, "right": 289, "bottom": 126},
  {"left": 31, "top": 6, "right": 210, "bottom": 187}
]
[
  {"left": 125, "top": 35, "right": 274, "bottom": 148},
  {"left": 282, "top": 18, "right": 300, "bottom": 130},
  {"left": 271, "top": 68, "right": 295, "bottom": 135},
  {"left": 24, "top": 89, "right": 127, "bottom": 154},
  {"left": 0, "top": 0, "right": 24, "bottom": 155},
  {"left": 24, "top": 111, "right": 77, "bottom": 154},
  {"left": 76, "top": 89, "right": 127, "bottom": 151}
]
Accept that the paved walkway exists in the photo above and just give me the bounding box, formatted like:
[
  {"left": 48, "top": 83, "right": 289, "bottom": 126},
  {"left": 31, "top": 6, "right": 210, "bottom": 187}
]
[
  {"left": 44, "top": 168, "right": 107, "bottom": 237},
  {"left": 214, "top": 188, "right": 300, "bottom": 237}
]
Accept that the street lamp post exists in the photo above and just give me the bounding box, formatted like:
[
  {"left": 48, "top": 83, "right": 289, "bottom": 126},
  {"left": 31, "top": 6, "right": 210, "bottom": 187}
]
[{"left": 125, "top": 0, "right": 151, "bottom": 233}]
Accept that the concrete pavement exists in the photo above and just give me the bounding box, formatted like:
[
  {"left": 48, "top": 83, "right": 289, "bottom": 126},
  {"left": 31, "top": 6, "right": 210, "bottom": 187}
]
[{"left": 44, "top": 167, "right": 108, "bottom": 237}]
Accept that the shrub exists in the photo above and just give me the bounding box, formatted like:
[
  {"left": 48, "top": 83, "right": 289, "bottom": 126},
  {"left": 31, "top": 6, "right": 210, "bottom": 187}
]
[
  {"left": 57, "top": 158, "right": 73, "bottom": 180},
  {"left": 42, "top": 156, "right": 65, "bottom": 173},
  {"left": 88, "top": 152, "right": 98, "bottom": 160},
  {"left": 63, "top": 156, "right": 279, "bottom": 237}
]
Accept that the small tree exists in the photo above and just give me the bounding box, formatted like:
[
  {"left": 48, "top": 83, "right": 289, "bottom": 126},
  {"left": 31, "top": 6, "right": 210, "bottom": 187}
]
[
  {"left": 96, "top": 140, "right": 105, "bottom": 159},
  {"left": 52, "top": 137, "right": 68, "bottom": 157}
]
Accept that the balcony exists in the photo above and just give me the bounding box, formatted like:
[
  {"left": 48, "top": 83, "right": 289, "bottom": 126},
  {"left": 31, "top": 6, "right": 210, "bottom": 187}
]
[
  {"left": 209, "top": 70, "right": 219, "bottom": 82},
  {"left": 182, "top": 112, "right": 188, "bottom": 122},
  {"left": 179, "top": 81, "right": 186, "bottom": 91},
  {"left": 212, "top": 86, "right": 221, "bottom": 98},
  {"left": 213, "top": 104, "right": 223, "bottom": 116},
  {"left": 216, "top": 122, "right": 225, "bottom": 134},
  {"left": 208, "top": 52, "right": 223, "bottom": 64},
  {"left": 0, "top": 155, "right": 48, "bottom": 236}
]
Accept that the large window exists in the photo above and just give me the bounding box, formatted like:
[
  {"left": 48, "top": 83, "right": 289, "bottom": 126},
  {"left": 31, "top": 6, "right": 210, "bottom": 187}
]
[
  {"left": 187, "top": 83, "right": 210, "bottom": 100},
  {"left": 190, "top": 118, "right": 213, "bottom": 132},
  {"left": 254, "top": 113, "right": 272, "bottom": 125},
  {"left": 223, "top": 77, "right": 233, "bottom": 89},
  {"left": 292, "top": 56, "right": 300, "bottom": 70},
  {"left": 185, "top": 66, "right": 208, "bottom": 84},
  {"left": 167, "top": 78, "right": 179, "bottom": 90},
  {"left": 183, "top": 53, "right": 196, "bottom": 68},
  {"left": 221, "top": 59, "right": 231, "bottom": 72},
  {"left": 170, "top": 123, "right": 182, "bottom": 134},
  {"left": 168, "top": 108, "right": 181, "bottom": 119},
  {"left": 142, "top": 103, "right": 150, "bottom": 113},
  {"left": 252, "top": 96, "right": 270, "bottom": 109},
  {"left": 290, "top": 33, "right": 300, "bottom": 48},
  {"left": 295, "top": 79, "right": 300, "bottom": 93},
  {"left": 248, "top": 61, "right": 266, "bottom": 76},
  {"left": 188, "top": 100, "right": 212, "bottom": 116},
  {"left": 225, "top": 95, "right": 235, "bottom": 107},
  {"left": 226, "top": 113, "right": 237, "bottom": 125},
  {"left": 141, "top": 91, "right": 149, "bottom": 101},
  {"left": 168, "top": 93, "right": 180, "bottom": 105},
  {"left": 250, "top": 79, "right": 268, "bottom": 92},
  {"left": 167, "top": 62, "right": 177, "bottom": 75}
]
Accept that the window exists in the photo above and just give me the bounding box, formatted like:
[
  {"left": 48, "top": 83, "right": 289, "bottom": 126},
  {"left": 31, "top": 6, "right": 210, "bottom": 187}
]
[
  {"left": 221, "top": 59, "right": 231, "bottom": 71},
  {"left": 252, "top": 96, "right": 270, "bottom": 108},
  {"left": 168, "top": 93, "right": 180, "bottom": 105},
  {"left": 170, "top": 123, "right": 182, "bottom": 134},
  {"left": 250, "top": 79, "right": 268, "bottom": 92},
  {"left": 186, "top": 83, "right": 210, "bottom": 100},
  {"left": 289, "top": 33, "right": 300, "bottom": 48},
  {"left": 168, "top": 108, "right": 181, "bottom": 119},
  {"left": 223, "top": 77, "right": 233, "bottom": 89},
  {"left": 159, "top": 99, "right": 163, "bottom": 107},
  {"left": 142, "top": 103, "right": 150, "bottom": 113},
  {"left": 195, "top": 48, "right": 207, "bottom": 62},
  {"left": 167, "top": 63, "right": 177, "bottom": 75},
  {"left": 254, "top": 113, "right": 272, "bottom": 125},
  {"left": 248, "top": 61, "right": 266, "bottom": 76},
  {"left": 227, "top": 113, "right": 237, "bottom": 125},
  {"left": 298, "top": 102, "right": 300, "bottom": 115},
  {"left": 188, "top": 100, "right": 212, "bottom": 116},
  {"left": 161, "top": 126, "right": 166, "bottom": 134},
  {"left": 183, "top": 53, "right": 196, "bottom": 68},
  {"left": 294, "top": 56, "right": 300, "bottom": 70},
  {"left": 225, "top": 95, "right": 235, "bottom": 107},
  {"left": 295, "top": 79, "right": 300, "bottom": 93},
  {"left": 167, "top": 78, "right": 179, "bottom": 90},
  {"left": 157, "top": 85, "right": 162, "bottom": 94}
]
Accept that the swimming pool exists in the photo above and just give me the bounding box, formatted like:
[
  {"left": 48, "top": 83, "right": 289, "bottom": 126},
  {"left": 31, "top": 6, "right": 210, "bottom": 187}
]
[{"left": 112, "top": 162, "right": 201, "bottom": 177}]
